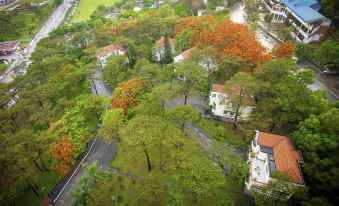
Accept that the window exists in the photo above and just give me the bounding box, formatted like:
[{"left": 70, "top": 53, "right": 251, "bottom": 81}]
[
  {"left": 212, "top": 102, "right": 216, "bottom": 110},
  {"left": 212, "top": 94, "right": 216, "bottom": 97}
]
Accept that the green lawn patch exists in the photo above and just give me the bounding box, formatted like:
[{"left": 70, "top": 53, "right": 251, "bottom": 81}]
[
  {"left": 16, "top": 171, "right": 60, "bottom": 206},
  {"left": 70, "top": 0, "right": 122, "bottom": 23},
  {"left": 196, "top": 117, "right": 247, "bottom": 147}
]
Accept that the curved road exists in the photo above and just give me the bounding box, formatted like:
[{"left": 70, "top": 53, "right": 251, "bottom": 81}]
[{"left": 51, "top": 70, "right": 115, "bottom": 206}]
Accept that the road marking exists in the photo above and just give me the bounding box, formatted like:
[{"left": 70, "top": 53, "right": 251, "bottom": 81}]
[{"left": 53, "top": 136, "right": 98, "bottom": 203}]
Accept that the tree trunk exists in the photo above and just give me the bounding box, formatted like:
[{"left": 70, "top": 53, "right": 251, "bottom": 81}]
[
  {"left": 30, "top": 184, "right": 40, "bottom": 197},
  {"left": 91, "top": 77, "right": 98, "bottom": 96},
  {"left": 233, "top": 106, "right": 240, "bottom": 130},
  {"left": 159, "top": 141, "right": 164, "bottom": 170},
  {"left": 143, "top": 148, "right": 152, "bottom": 171},
  {"left": 181, "top": 122, "right": 185, "bottom": 132},
  {"left": 38, "top": 150, "right": 48, "bottom": 172},
  {"left": 269, "top": 122, "right": 276, "bottom": 132},
  {"left": 184, "top": 94, "right": 188, "bottom": 105},
  {"left": 33, "top": 159, "right": 44, "bottom": 173}
]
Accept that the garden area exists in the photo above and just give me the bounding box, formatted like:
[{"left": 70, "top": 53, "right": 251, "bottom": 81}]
[
  {"left": 70, "top": 0, "right": 122, "bottom": 23},
  {"left": 196, "top": 117, "right": 248, "bottom": 147}
]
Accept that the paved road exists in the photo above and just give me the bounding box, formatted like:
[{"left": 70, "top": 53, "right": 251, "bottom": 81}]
[
  {"left": 52, "top": 70, "right": 115, "bottom": 206},
  {"left": 52, "top": 138, "right": 115, "bottom": 206},
  {"left": 90, "top": 70, "right": 112, "bottom": 97},
  {"left": 1, "top": 0, "right": 75, "bottom": 83},
  {"left": 230, "top": 1, "right": 277, "bottom": 51}
]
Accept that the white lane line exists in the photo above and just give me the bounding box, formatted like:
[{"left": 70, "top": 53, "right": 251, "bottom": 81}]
[{"left": 53, "top": 136, "right": 98, "bottom": 203}]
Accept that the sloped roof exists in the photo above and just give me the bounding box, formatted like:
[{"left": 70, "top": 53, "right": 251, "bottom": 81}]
[
  {"left": 211, "top": 84, "right": 255, "bottom": 105},
  {"left": 258, "top": 131, "right": 304, "bottom": 185},
  {"left": 96, "top": 44, "right": 125, "bottom": 58},
  {"left": 0, "top": 40, "right": 19, "bottom": 52},
  {"left": 155, "top": 36, "right": 175, "bottom": 48},
  {"left": 177, "top": 47, "right": 196, "bottom": 60},
  {"left": 211, "top": 84, "right": 224, "bottom": 93},
  {"left": 281, "top": 0, "right": 324, "bottom": 22}
]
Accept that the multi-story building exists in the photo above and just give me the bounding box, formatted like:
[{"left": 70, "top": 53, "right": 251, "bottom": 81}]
[
  {"left": 246, "top": 131, "right": 304, "bottom": 194},
  {"left": 209, "top": 84, "right": 255, "bottom": 122},
  {"left": 96, "top": 43, "right": 127, "bottom": 66},
  {"left": 263, "top": 0, "right": 331, "bottom": 43}
]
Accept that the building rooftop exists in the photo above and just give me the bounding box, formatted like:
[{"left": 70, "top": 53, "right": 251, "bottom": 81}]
[
  {"left": 258, "top": 131, "right": 304, "bottom": 184},
  {"left": 96, "top": 44, "right": 125, "bottom": 58},
  {"left": 0, "top": 40, "right": 20, "bottom": 52},
  {"left": 211, "top": 84, "right": 255, "bottom": 105},
  {"left": 281, "top": 0, "right": 324, "bottom": 23},
  {"left": 176, "top": 47, "right": 196, "bottom": 60},
  {"left": 155, "top": 36, "right": 175, "bottom": 48}
]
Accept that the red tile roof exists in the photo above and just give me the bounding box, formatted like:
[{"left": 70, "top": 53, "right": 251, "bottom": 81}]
[
  {"left": 258, "top": 131, "right": 304, "bottom": 184},
  {"left": 178, "top": 47, "right": 196, "bottom": 60},
  {"left": 211, "top": 84, "right": 224, "bottom": 93},
  {"left": 96, "top": 44, "right": 125, "bottom": 58},
  {"left": 211, "top": 84, "right": 255, "bottom": 105},
  {"left": 156, "top": 36, "right": 175, "bottom": 48},
  {"left": 0, "top": 40, "right": 19, "bottom": 52}
]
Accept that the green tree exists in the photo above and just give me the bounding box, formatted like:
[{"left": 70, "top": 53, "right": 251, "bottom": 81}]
[
  {"left": 150, "top": 84, "right": 175, "bottom": 110},
  {"left": 133, "top": 58, "right": 159, "bottom": 88},
  {"left": 253, "top": 59, "right": 329, "bottom": 132},
  {"left": 98, "top": 109, "right": 126, "bottom": 144},
  {"left": 120, "top": 115, "right": 169, "bottom": 171},
  {"left": 72, "top": 161, "right": 106, "bottom": 206},
  {"left": 166, "top": 105, "right": 200, "bottom": 132},
  {"left": 103, "top": 55, "right": 128, "bottom": 87},
  {"left": 135, "top": 172, "right": 166, "bottom": 205},
  {"left": 175, "top": 60, "right": 207, "bottom": 105},
  {"left": 315, "top": 40, "right": 339, "bottom": 71},
  {"left": 224, "top": 72, "right": 257, "bottom": 130},
  {"left": 162, "top": 32, "right": 174, "bottom": 64}
]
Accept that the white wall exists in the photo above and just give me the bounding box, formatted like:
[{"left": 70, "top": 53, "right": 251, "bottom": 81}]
[{"left": 209, "top": 91, "right": 253, "bottom": 120}]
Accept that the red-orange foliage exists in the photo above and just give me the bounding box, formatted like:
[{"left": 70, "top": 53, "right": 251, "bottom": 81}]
[
  {"left": 174, "top": 17, "right": 272, "bottom": 67},
  {"left": 51, "top": 137, "right": 76, "bottom": 177},
  {"left": 213, "top": 20, "right": 272, "bottom": 66},
  {"left": 111, "top": 78, "right": 145, "bottom": 115},
  {"left": 272, "top": 42, "right": 294, "bottom": 59},
  {"left": 174, "top": 16, "right": 216, "bottom": 48}
]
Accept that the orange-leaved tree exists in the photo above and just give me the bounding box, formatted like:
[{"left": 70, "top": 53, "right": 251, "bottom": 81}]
[
  {"left": 51, "top": 137, "right": 76, "bottom": 177},
  {"left": 111, "top": 78, "right": 145, "bottom": 115},
  {"left": 213, "top": 20, "right": 272, "bottom": 67},
  {"left": 272, "top": 42, "right": 294, "bottom": 59},
  {"left": 174, "top": 16, "right": 216, "bottom": 48}
]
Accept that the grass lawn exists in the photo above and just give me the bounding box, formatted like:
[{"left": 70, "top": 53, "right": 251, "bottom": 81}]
[
  {"left": 70, "top": 0, "right": 122, "bottom": 23},
  {"left": 196, "top": 117, "right": 248, "bottom": 147},
  {"left": 16, "top": 171, "right": 60, "bottom": 206}
]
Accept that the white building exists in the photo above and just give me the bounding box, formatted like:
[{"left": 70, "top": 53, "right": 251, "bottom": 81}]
[
  {"left": 263, "top": 0, "right": 331, "bottom": 43},
  {"left": 96, "top": 43, "right": 127, "bottom": 66},
  {"left": 209, "top": 84, "right": 255, "bottom": 121},
  {"left": 246, "top": 131, "right": 304, "bottom": 192},
  {"left": 153, "top": 36, "right": 175, "bottom": 62}
]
